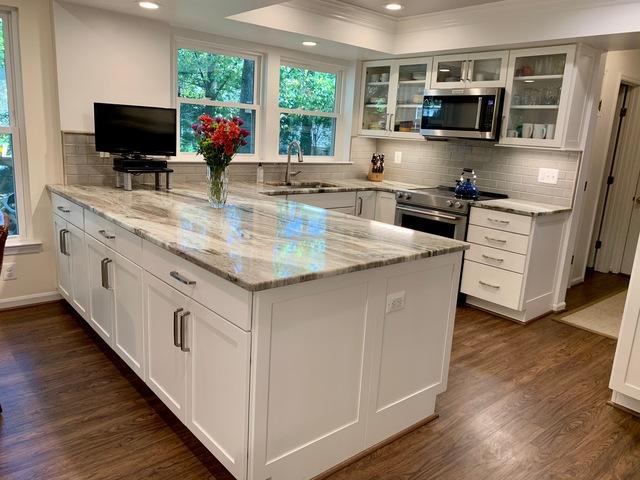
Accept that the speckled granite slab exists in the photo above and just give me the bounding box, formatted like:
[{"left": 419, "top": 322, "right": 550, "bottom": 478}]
[
  {"left": 47, "top": 183, "right": 468, "bottom": 291},
  {"left": 472, "top": 198, "right": 572, "bottom": 217}
]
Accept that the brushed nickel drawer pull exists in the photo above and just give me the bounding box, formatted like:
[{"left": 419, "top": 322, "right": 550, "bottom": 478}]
[
  {"left": 173, "top": 308, "right": 184, "bottom": 348},
  {"left": 180, "top": 311, "right": 191, "bottom": 352},
  {"left": 484, "top": 236, "right": 507, "bottom": 244},
  {"left": 98, "top": 229, "right": 116, "bottom": 240},
  {"left": 487, "top": 217, "right": 510, "bottom": 224},
  {"left": 170, "top": 271, "right": 196, "bottom": 286},
  {"left": 57, "top": 206, "right": 71, "bottom": 213},
  {"left": 479, "top": 280, "right": 501, "bottom": 289},
  {"left": 482, "top": 254, "right": 504, "bottom": 263}
]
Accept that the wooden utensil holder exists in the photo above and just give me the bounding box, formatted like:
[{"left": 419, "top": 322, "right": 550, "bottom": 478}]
[{"left": 368, "top": 170, "right": 384, "bottom": 182}]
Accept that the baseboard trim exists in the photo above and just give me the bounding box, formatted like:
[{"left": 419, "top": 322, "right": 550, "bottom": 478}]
[{"left": 0, "top": 291, "right": 62, "bottom": 310}]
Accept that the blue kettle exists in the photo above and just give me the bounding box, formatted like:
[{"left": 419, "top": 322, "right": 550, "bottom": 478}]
[{"left": 454, "top": 168, "right": 479, "bottom": 200}]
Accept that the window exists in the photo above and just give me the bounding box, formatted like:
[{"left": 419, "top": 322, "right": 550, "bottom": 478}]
[
  {"left": 278, "top": 63, "right": 339, "bottom": 157},
  {"left": 0, "top": 10, "right": 23, "bottom": 238},
  {"left": 176, "top": 46, "right": 259, "bottom": 157}
]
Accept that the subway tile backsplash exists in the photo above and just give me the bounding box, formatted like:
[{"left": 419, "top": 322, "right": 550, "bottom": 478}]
[{"left": 61, "top": 132, "right": 578, "bottom": 207}]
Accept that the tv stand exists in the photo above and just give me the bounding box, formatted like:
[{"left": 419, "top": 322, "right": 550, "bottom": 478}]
[{"left": 113, "top": 156, "right": 173, "bottom": 191}]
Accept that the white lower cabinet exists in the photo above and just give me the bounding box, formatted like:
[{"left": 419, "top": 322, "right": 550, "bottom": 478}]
[
  {"left": 144, "top": 272, "right": 250, "bottom": 479},
  {"left": 356, "top": 190, "right": 377, "bottom": 219},
  {"left": 87, "top": 236, "right": 115, "bottom": 344},
  {"left": 375, "top": 191, "right": 397, "bottom": 224},
  {"left": 53, "top": 214, "right": 72, "bottom": 300}
]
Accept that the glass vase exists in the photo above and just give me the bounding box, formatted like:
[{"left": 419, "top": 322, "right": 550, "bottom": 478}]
[{"left": 206, "top": 164, "right": 229, "bottom": 208}]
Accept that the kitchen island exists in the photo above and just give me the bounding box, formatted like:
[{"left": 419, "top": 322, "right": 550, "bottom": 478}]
[{"left": 47, "top": 182, "right": 467, "bottom": 480}]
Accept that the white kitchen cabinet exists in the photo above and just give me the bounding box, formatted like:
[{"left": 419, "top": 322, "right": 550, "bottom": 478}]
[
  {"left": 287, "top": 191, "right": 356, "bottom": 210},
  {"left": 53, "top": 215, "right": 72, "bottom": 301},
  {"left": 431, "top": 51, "right": 509, "bottom": 89},
  {"left": 356, "top": 190, "right": 376, "bottom": 219},
  {"left": 610, "top": 240, "right": 640, "bottom": 412},
  {"left": 358, "top": 58, "right": 432, "bottom": 139},
  {"left": 375, "top": 191, "right": 397, "bottom": 225},
  {"left": 87, "top": 235, "right": 115, "bottom": 344}
]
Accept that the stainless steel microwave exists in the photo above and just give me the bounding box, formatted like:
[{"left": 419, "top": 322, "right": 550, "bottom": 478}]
[{"left": 420, "top": 88, "right": 504, "bottom": 140}]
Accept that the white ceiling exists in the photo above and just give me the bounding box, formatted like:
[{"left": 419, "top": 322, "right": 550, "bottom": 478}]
[{"left": 337, "top": 0, "right": 504, "bottom": 17}]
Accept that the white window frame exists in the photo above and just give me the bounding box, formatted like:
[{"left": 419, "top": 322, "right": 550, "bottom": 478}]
[
  {"left": 277, "top": 58, "right": 345, "bottom": 163},
  {"left": 172, "top": 38, "right": 262, "bottom": 162},
  {"left": 1, "top": 8, "right": 35, "bottom": 253}
]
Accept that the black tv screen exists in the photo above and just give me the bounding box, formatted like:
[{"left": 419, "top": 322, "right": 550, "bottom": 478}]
[{"left": 94, "top": 103, "right": 177, "bottom": 156}]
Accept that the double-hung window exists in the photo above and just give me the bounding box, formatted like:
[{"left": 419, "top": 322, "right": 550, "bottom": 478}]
[
  {"left": 176, "top": 44, "right": 259, "bottom": 158},
  {"left": 0, "top": 9, "right": 24, "bottom": 239},
  {"left": 278, "top": 62, "right": 340, "bottom": 158}
]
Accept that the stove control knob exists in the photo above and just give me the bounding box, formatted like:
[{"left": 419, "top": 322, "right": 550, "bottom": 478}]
[
  {"left": 446, "top": 200, "right": 453, "bottom": 207},
  {"left": 405, "top": 193, "right": 412, "bottom": 200},
  {"left": 454, "top": 201, "right": 463, "bottom": 209}
]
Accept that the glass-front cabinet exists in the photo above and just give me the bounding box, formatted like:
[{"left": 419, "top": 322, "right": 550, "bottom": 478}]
[
  {"left": 501, "top": 45, "right": 576, "bottom": 148},
  {"left": 431, "top": 51, "right": 509, "bottom": 89},
  {"left": 359, "top": 57, "right": 432, "bottom": 138}
]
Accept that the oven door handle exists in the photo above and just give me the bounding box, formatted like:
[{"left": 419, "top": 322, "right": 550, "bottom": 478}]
[{"left": 395, "top": 205, "right": 464, "bottom": 222}]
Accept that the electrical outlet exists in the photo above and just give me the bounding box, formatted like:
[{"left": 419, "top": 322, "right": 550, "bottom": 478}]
[
  {"left": 386, "top": 291, "right": 406, "bottom": 314},
  {"left": 2, "top": 262, "right": 16, "bottom": 281},
  {"left": 538, "top": 168, "right": 559, "bottom": 185},
  {"left": 394, "top": 151, "right": 402, "bottom": 164}
]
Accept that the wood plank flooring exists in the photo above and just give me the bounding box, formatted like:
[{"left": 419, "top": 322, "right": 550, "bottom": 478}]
[{"left": 1, "top": 274, "right": 638, "bottom": 479}]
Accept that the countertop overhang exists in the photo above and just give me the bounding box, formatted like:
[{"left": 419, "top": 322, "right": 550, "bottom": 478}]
[{"left": 47, "top": 181, "right": 469, "bottom": 291}]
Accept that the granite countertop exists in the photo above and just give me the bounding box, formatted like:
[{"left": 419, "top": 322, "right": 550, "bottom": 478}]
[
  {"left": 472, "top": 198, "right": 572, "bottom": 217},
  {"left": 47, "top": 182, "right": 468, "bottom": 292}
]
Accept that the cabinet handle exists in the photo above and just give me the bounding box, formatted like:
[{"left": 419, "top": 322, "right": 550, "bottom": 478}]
[
  {"left": 100, "top": 258, "right": 112, "bottom": 289},
  {"left": 173, "top": 307, "right": 184, "bottom": 348},
  {"left": 482, "top": 254, "right": 504, "bottom": 263},
  {"left": 461, "top": 61, "right": 468, "bottom": 83},
  {"left": 358, "top": 197, "right": 364, "bottom": 216},
  {"left": 170, "top": 271, "right": 196, "bottom": 286},
  {"left": 487, "top": 217, "right": 510, "bottom": 225},
  {"left": 98, "top": 229, "right": 116, "bottom": 240},
  {"left": 479, "top": 280, "right": 501, "bottom": 289},
  {"left": 60, "top": 229, "right": 70, "bottom": 256},
  {"left": 180, "top": 311, "right": 191, "bottom": 352},
  {"left": 57, "top": 206, "right": 71, "bottom": 214},
  {"left": 388, "top": 113, "right": 395, "bottom": 132},
  {"left": 467, "top": 59, "right": 474, "bottom": 82},
  {"left": 484, "top": 236, "right": 507, "bottom": 244}
]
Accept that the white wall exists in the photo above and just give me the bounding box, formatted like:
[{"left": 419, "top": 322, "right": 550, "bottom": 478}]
[
  {"left": 0, "top": 0, "right": 64, "bottom": 306},
  {"left": 54, "top": 1, "right": 172, "bottom": 132},
  {"left": 572, "top": 49, "right": 640, "bottom": 283}
]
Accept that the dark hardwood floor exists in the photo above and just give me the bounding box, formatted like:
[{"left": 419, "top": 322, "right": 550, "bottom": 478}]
[{"left": 1, "top": 273, "right": 638, "bottom": 480}]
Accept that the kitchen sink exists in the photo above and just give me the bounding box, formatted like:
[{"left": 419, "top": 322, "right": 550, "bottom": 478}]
[{"left": 265, "top": 181, "right": 339, "bottom": 188}]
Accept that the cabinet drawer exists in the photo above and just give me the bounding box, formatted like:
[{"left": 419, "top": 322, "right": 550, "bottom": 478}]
[
  {"left": 329, "top": 206, "right": 356, "bottom": 215},
  {"left": 461, "top": 260, "right": 523, "bottom": 310},
  {"left": 288, "top": 192, "right": 356, "bottom": 209},
  {"left": 142, "top": 241, "right": 251, "bottom": 331},
  {"left": 465, "top": 243, "right": 526, "bottom": 274},
  {"left": 467, "top": 225, "right": 529, "bottom": 255},
  {"left": 470, "top": 207, "right": 532, "bottom": 235},
  {"left": 85, "top": 210, "right": 142, "bottom": 262},
  {"left": 52, "top": 193, "right": 84, "bottom": 229}
]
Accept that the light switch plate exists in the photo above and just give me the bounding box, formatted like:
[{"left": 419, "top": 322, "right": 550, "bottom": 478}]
[
  {"left": 394, "top": 151, "right": 402, "bottom": 164},
  {"left": 386, "top": 291, "right": 406, "bottom": 313},
  {"left": 538, "top": 168, "right": 559, "bottom": 185}
]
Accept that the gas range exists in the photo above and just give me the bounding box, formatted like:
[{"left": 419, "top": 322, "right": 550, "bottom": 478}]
[{"left": 395, "top": 186, "right": 508, "bottom": 216}]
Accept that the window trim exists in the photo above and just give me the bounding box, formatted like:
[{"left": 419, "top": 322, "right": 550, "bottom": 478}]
[
  {"left": 172, "top": 38, "right": 262, "bottom": 162},
  {"left": 277, "top": 59, "right": 345, "bottom": 162},
  {"left": 1, "top": 8, "right": 32, "bottom": 245}
]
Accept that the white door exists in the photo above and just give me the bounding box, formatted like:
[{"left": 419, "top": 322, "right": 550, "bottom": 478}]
[
  {"left": 359, "top": 60, "right": 393, "bottom": 136},
  {"left": 52, "top": 215, "right": 71, "bottom": 300},
  {"left": 67, "top": 222, "right": 90, "bottom": 320},
  {"left": 113, "top": 252, "right": 145, "bottom": 378},
  {"left": 431, "top": 54, "right": 468, "bottom": 89},
  {"left": 611, "top": 240, "right": 640, "bottom": 400},
  {"left": 356, "top": 191, "right": 377, "bottom": 220},
  {"left": 375, "top": 192, "right": 397, "bottom": 225},
  {"left": 144, "top": 272, "right": 188, "bottom": 421},
  {"left": 86, "top": 235, "right": 114, "bottom": 344},
  {"left": 466, "top": 51, "right": 509, "bottom": 88},
  {"left": 621, "top": 183, "right": 640, "bottom": 275},
  {"left": 390, "top": 58, "right": 431, "bottom": 138},
  {"left": 186, "top": 299, "right": 251, "bottom": 480}
]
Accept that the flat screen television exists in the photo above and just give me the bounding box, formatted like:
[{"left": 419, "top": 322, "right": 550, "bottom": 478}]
[{"left": 94, "top": 103, "right": 177, "bottom": 157}]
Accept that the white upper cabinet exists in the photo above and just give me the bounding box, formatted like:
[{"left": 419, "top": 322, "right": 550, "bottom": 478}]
[
  {"left": 359, "top": 57, "right": 432, "bottom": 139},
  {"left": 500, "top": 45, "right": 575, "bottom": 148},
  {"left": 431, "top": 51, "right": 509, "bottom": 89}
]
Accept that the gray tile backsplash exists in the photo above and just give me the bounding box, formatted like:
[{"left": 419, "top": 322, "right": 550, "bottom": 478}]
[{"left": 62, "top": 132, "right": 578, "bottom": 207}]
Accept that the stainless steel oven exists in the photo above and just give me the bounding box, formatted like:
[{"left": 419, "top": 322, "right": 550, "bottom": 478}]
[{"left": 394, "top": 204, "right": 467, "bottom": 241}]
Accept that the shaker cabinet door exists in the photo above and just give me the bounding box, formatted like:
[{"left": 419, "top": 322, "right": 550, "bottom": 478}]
[
  {"left": 86, "top": 235, "right": 114, "bottom": 345},
  {"left": 53, "top": 215, "right": 71, "bottom": 301},
  {"left": 67, "top": 222, "right": 90, "bottom": 320}
]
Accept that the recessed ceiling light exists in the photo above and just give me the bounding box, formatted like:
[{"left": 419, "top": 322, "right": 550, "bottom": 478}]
[
  {"left": 439, "top": 68, "right": 450, "bottom": 73},
  {"left": 524, "top": 79, "right": 535, "bottom": 83},
  {"left": 138, "top": 1, "right": 160, "bottom": 9},
  {"left": 385, "top": 3, "right": 404, "bottom": 11},
  {"left": 302, "top": 41, "right": 317, "bottom": 47}
]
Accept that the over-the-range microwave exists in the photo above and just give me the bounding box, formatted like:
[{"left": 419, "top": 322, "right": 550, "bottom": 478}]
[{"left": 420, "top": 87, "right": 504, "bottom": 141}]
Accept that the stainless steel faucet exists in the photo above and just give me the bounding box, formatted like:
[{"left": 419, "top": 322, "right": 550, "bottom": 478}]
[{"left": 284, "top": 140, "right": 304, "bottom": 185}]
